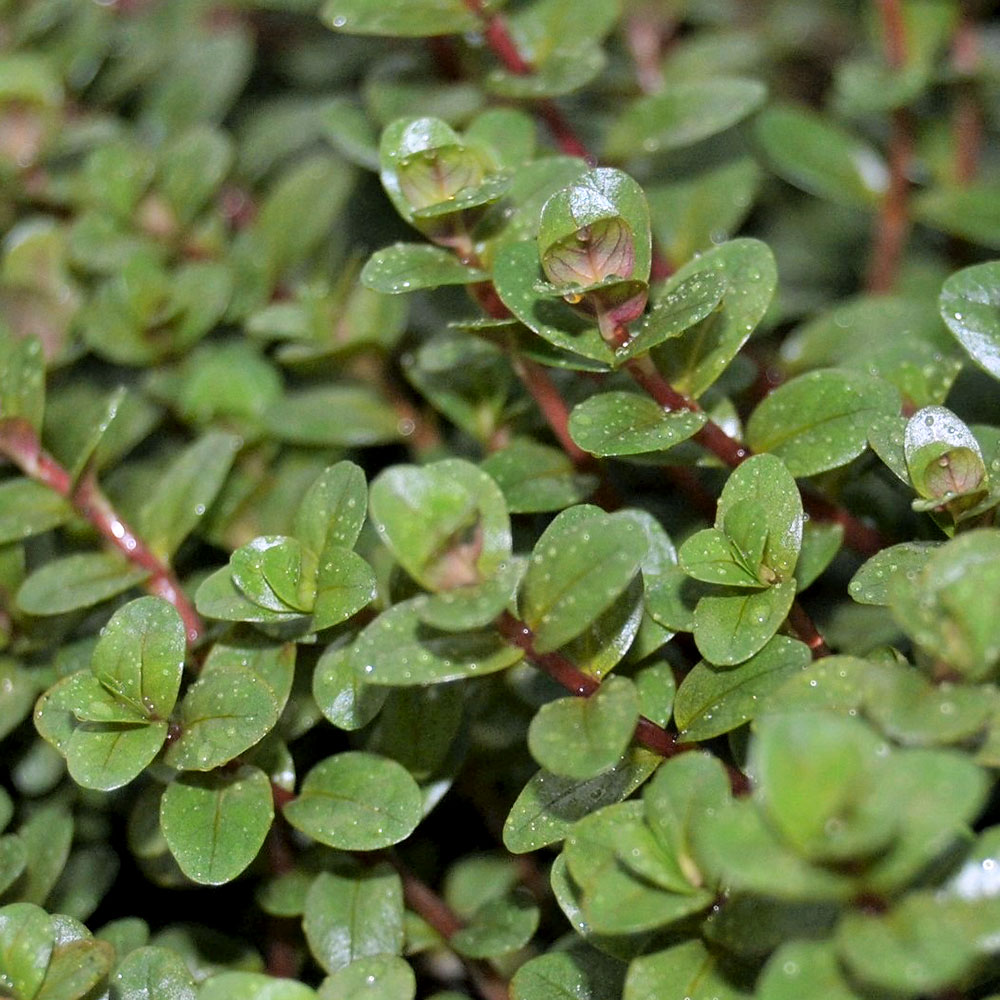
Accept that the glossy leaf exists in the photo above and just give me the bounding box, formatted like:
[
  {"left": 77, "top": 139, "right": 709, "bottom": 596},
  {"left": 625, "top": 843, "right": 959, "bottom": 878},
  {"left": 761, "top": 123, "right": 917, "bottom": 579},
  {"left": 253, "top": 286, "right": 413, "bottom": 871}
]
[
  {"left": 651, "top": 239, "right": 777, "bottom": 398},
  {"left": 265, "top": 387, "right": 400, "bottom": 448},
  {"left": 510, "top": 945, "right": 626, "bottom": 1000},
  {"left": 848, "top": 542, "right": 939, "bottom": 606},
  {"left": 112, "top": 946, "right": 197, "bottom": 1000},
  {"left": 0, "top": 333, "right": 44, "bottom": 433},
  {"left": 138, "top": 432, "right": 239, "bottom": 559},
  {"left": 66, "top": 721, "right": 168, "bottom": 791},
  {"left": 674, "top": 637, "right": 811, "bottom": 740},
  {"left": 314, "top": 643, "right": 387, "bottom": 731},
  {"left": 755, "top": 106, "right": 888, "bottom": 207},
  {"left": 493, "top": 242, "right": 617, "bottom": 366},
  {"left": 293, "top": 462, "right": 368, "bottom": 555},
  {"left": 757, "top": 941, "right": 863, "bottom": 1000},
  {"left": 0, "top": 480, "right": 71, "bottom": 544},
  {"left": 317, "top": 956, "right": 415, "bottom": 1000},
  {"left": 91, "top": 596, "right": 186, "bottom": 721},
  {"left": 34, "top": 937, "right": 114, "bottom": 1000},
  {"left": 502, "top": 747, "right": 660, "bottom": 853},
  {"left": 17, "top": 553, "right": 149, "bottom": 616},
  {"left": 939, "top": 259, "right": 1000, "bottom": 381},
  {"left": 527, "top": 675, "right": 640, "bottom": 779},
  {"left": 569, "top": 392, "right": 707, "bottom": 457},
  {"left": 481, "top": 439, "right": 596, "bottom": 513},
  {"left": 520, "top": 508, "right": 647, "bottom": 652},
  {"left": 450, "top": 891, "right": 539, "bottom": 959},
  {"left": 624, "top": 940, "right": 751, "bottom": 1000},
  {"left": 313, "top": 548, "right": 377, "bottom": 631},
  {"left": 354, "top": 597, "right": 523, "bottom": 685},
  {"left": 303, "top": 867, "right": 403, "bottom": 973},
  {"left": 0, "top": 902, "right": 53, "bottom": 1000},
  {"left": 284, "top": 752, "right": 422, "bottom": 850},
  {"left": 164, "top": 666, "right": 278, "bottom": 771},
  {"left": 199, "top": 972, "right": 316, "bottom": 1000},
  {"left": 361, "top": 243, "right": 486, "bottom": 294},
  {"left": 160, "top": 766, "right": 274, "bottom": 885},
  {"left": 747, "top": 369, "right": 900, "bottom": 477},
  {"left": 605, "top": 78, "right": 766, "bottom": 159}
]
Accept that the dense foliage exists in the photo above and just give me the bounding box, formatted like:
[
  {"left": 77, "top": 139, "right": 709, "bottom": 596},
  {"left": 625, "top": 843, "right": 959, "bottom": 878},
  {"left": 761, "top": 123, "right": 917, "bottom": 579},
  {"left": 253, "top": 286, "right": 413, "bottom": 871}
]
[{"left": 2, "top": 0, "right": 1000, "bottom": 997}]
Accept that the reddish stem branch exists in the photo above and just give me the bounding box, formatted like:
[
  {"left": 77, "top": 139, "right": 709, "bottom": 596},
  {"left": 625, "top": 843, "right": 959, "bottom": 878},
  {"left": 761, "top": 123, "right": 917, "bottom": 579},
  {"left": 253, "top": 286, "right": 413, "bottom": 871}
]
[
  {"left": 787, "top": 600, "right": 832, "bottom": 659},
  {"left": 381, "top": 853, "right": 510, "bottom": 1000},
  {"left": 0, "top": 419, "right": 204, "bottom": 646},
  {"left": 497, "top": 611, "right": 684, "bottom": 758},
  {"left": 951, "top": 15, "right": 981, "bottom": 186},
  {"left": 866, "top": 0, "right": 912, "bottom": 294}
]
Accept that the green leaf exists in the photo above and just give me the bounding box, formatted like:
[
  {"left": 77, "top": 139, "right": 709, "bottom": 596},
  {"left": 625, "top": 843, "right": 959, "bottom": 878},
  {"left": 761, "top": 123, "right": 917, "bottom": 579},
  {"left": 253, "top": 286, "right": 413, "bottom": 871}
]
[
  {"left": 674, "top": 637, "right": 811, "bottom": 740},
  {"left": 0, "top": 480, "right": 72, "bottom": 545},
  {"left": 0, "top": 659, "right": 39, "bottom": 740},
  {"left": 112, "top": 946, "right": 197, "bottom": 1000},
  {"left": 0, "top": 333, "right": 44, "bottom": 433},
  {"left": 646, "top": 159, "right": 761, "bottom": 267},
  {"left": 651, "top": 239, "right": 777, "bottom": 398},
  {"left": 503, "top": 747, "right": 659, "bottom": 853},
  {"left": 91, "top": 596, "right": 186, "bottom": 720},
  {"left": 481, "top": 439, "right": 596, "bottom": 513},
  {"left": 317, "top": 956, "right": 415, "bottom": 1000},
  {"left": 0, "top": 902, "right": 53, "bottom": 1000},
  {"left": 693, "top": 798, "right": 854, "bottom": 902},
  {"left": 194, "top": 566, "right": 306, "bottom": 626},
  {"left": 369, "top": 460, "right": 511, "bottom": 591},
  {"left": 361, "top": 244, "right": 486, "bottom": 294},
  {"left": 231, "top": 536, "right": 317, "bottom": 614},
  {"left": 569, "top": 392, "right": 707, "bottom": 457},
  {"left": 34, "top": 937, "right": 114, "bottom": 1000},
  {"left": 566, "top": 802, "right": 713, "bottom": 934},
  {"left": 303, "top": 866, "right": 403, "bottom": 973},
  {"left": 451, "top": 891, "right": 539, "bottom": 959},
  {"left": 615, "top": 271, "right": 727, "bottom": 362},
  {"left": 794, "top": 522, "right": 843, "bottom": 590},
  {"left": 679, "top": 526, "right": 766, "bottom": 589},
  {"left": 747, "top": 369, "right": 900, "bottom": 477},
  {"left": 164, "top": 666, "right": 278, "bottom": 771},
  {"left": 560, "top": 578, "right": 644, "bottom": 679},
  {"left": 848, "top": 541, "right": 940, "bottom": 606},
  {"left": 265, "top": 387, "right": 401, "bottom": 448},
  {"left": 8, "top": 804, "right": 73, "bottom": 905},
  {"left": 202, "top": 631, "right": 296, "bottom": 716},
  {"left": 915, "top": 183, "right": 1000, "bottom": 250},
  {"left": 66, "top": 720, "right": 168, "bottom": 791},
  {"left": 755, "top": 106, "right": 888, "bottom": 207},
  {"left": 138, "top": 432, "right": 239, "bottom": 559},
  {"left": 520, "top": 508, "right": 647, "bottom": 652},
  {"left": 0, "top": 836, "right": 26, "bottom": 896},
  {"left": 510, "top": 945, "right": 626, "bottom": 1000},
  {"left": 293, "top": 462, "right": 368, "bottom": 556},
  {"left": 322, "top": 0, "right": 478, "bottom": 37},
  {"left": 313, "top": 643, "right": 388, "bottom": 731},
  {"left": 418, "top": 559, "right": 523, "bottom": 632},
  {"left": 605, "top": 78, "right": 766, "bottom": 159},
  {"left": 199, "top": 972, "right": 316, "bottom": 1000},
  {"left": 752, "top": 712, "right": 896, "bottom": 863},
  {"left": 939, "top": 259, "right": 1000, "bottom": 382},
  {"left": 693, "top": 579, "right": 795, "bottom": 666},
  {"left": 528, "top": 676, "right": 640, "bottom": 780},
  {"left": 837, "top": 892, "right": 980, "bottom": 995},
  {"left": 863, "top": 663, "right": 991, "bottom": 747},
  {"left": 757, "top": 941, "right": 863, "bottom": 1000},
  {"left": 284, "top": 752, "right": 422, "bottom": 850},
  {"left": 17, "top": 553, "right": 149, "bottom": 616},
  {"left": 889, "top": 529, "right": 1000, "bottom": 680},
  {"left": 354, "top": 597, "right": 523, "bottom": 686},
  {"left": 642, "top": 752, "right": 731, "bottom": 889},
  {"left": 313, "top": 548, "right": 376, "bottom": 631},
  {"left": 160, "top": 766, "right": 274, "bottom": 885},
  {"left": 624, "top": 940, "right": 751, "bottom": 1000},
  {"left": 493, "top": 242, "right": 617, "bottom": 366},
  {"left": 782, "top": 295, "right": 962, "bottom": 409}
]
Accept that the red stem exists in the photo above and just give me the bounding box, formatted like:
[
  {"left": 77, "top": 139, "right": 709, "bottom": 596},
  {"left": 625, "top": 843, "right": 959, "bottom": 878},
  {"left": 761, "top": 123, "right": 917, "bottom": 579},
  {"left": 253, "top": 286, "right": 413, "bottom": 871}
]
[
  {"left": 951, "top": 15, "right": 981, "bottom": 186},
  {"left": 496, "top": 611, "right": 684, "bottom": 758},
  {"left": 866, "top": 0, "right": 912, "bottom": 294},
  {"left": 0, "top": 419, "right": 204, "bottom": 646},
  {"left": 787, "top": 600, "right": 832, "bottom": 659}
]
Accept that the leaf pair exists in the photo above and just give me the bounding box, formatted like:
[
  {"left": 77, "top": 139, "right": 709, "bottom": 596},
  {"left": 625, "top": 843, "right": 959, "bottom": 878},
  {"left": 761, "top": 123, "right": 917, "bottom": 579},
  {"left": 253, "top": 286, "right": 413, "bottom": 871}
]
[
  {"left": 196, "top": 461, "right": 376, "bottom": 632},
  {"left": 677, "top": 454, "right": 802, "bottom": 665}
]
